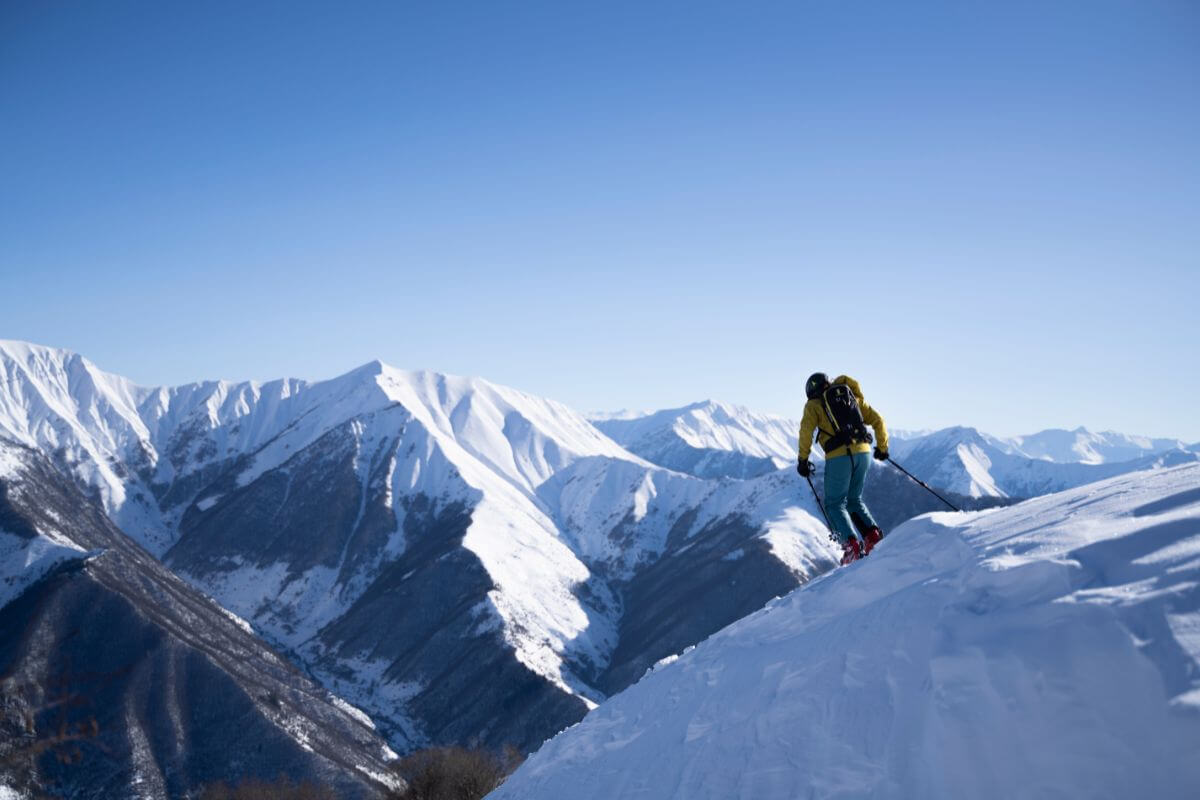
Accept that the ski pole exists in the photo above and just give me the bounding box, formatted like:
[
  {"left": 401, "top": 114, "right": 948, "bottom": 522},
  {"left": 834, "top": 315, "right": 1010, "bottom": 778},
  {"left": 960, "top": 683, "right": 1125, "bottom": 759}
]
[
  {"left": 804, "top": 472, "right": 839, "bottom": 544},
  {"left": 886, "top": 458, "right": 961, "bottom": 512}
]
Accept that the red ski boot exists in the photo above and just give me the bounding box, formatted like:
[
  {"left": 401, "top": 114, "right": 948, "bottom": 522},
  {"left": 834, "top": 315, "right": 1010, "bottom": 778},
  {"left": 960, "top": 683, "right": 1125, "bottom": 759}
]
[
  {"left": 862, "top": 527, "right": 884, "bottom": 556},
  {"left": 840, "top": 537, "right": 863, "bottom": 565}
]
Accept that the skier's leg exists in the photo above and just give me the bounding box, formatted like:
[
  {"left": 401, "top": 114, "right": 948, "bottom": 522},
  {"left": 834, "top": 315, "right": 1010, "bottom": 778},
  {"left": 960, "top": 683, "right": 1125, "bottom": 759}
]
[
  {"left": 823, "top": 455, "right": 857, "bottom": 544},
  {"left": 846, "top": 450, "right": 886, "bottom": 553},
  {"left": 846, "top": 451, "right": 880, "bottom": 531}
]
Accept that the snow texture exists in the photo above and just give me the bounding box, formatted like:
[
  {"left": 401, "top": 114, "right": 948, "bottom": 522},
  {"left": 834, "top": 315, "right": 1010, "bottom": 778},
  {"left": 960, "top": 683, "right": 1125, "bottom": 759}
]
[{"left": 489, "top": 463, "right": 1200, "bottom": 800}]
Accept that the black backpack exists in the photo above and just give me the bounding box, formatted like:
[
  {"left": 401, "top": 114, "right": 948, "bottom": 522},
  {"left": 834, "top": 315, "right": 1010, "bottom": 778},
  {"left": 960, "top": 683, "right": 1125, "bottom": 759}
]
[{"left": 819, "top": 382, "right": 872, "bottom": 452}]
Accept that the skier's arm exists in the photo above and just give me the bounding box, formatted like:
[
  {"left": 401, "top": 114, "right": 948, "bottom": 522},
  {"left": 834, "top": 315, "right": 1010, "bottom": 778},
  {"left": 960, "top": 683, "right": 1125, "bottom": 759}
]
[
  {"left": 797, "top": 402, "right": 818, "bottom": 460},
  {"left": 861, "top": 402, "right": 889, "bottom": 453}
]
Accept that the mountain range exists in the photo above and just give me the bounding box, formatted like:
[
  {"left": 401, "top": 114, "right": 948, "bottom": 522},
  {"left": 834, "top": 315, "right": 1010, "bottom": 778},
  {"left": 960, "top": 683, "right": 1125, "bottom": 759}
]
[
  {"left": 2, "top": 339, "right": 1196, "bottom": 797},
  {"left": 593, "top": 400, "right": 1198, "bottom": 497},
  {"left": 0, "top": 341, "right": 840, "bottom": 795}
]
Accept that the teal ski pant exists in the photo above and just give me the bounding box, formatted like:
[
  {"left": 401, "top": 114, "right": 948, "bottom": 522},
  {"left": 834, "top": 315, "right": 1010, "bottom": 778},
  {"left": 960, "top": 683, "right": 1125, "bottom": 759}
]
[{"left": 825, "top": 451, "right": 879, "bottom": 544}]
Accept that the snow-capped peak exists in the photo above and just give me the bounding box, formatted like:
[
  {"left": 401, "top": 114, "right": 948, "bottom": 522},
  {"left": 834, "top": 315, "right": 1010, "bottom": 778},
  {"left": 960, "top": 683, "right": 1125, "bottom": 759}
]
[
  {"left": 997, "top": 426, "right": 1193, "bottom": 465},
  {"left": 592, "top": 399, "right": 799, "bottom": 480}
]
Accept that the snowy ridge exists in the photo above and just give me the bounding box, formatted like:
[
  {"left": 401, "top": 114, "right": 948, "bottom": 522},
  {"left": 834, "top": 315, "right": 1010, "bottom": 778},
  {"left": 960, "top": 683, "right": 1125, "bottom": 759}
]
[
  {"left": 996, "top": 426, "right": 1193, "bottom": 464},
  {"left": 590, "top": 396, "right": 1195, "bottom": 490},
  {"left": 890, "top": 425, "right": 1200, "bottom": 498},
  {"left": 161, "top": 364, "right": 648, "bottom": 718},
  {"left": 489, "top": 463, "right": 1200, "bottom": 800},
  {"left": 592, "top": 400, "right": 799, "bottom": 480}
]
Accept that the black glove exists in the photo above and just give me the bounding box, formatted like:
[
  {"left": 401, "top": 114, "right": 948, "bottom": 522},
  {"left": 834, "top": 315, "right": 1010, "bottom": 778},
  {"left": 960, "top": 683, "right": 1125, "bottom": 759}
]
[
  {"left": 797, "top": 458, "right": 813, "bottom": 477},
  {"left": 873, "top": 447, "right": 889, "bottom": 461}
]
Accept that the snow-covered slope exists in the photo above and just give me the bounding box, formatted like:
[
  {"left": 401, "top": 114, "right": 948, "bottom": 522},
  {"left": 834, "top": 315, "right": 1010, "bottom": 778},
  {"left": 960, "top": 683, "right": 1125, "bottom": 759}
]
[
  {"left": 591, "top": 401, "right": 799, "bottom": 479},
  {"left": 489, "top": 463, "right": 1200, "bottom": 800}
]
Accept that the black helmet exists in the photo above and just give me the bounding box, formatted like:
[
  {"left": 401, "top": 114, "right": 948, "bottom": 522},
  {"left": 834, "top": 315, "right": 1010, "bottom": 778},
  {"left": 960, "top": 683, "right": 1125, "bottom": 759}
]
[{"left": 805, "top": 372, "right": 829, "bottom": 399}]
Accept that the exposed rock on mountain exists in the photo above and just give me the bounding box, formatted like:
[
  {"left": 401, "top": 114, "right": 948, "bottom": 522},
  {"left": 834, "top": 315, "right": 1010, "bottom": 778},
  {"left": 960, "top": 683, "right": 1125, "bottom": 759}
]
[{"left": 0, "top": 440, "right": 398, "bottom": 799}]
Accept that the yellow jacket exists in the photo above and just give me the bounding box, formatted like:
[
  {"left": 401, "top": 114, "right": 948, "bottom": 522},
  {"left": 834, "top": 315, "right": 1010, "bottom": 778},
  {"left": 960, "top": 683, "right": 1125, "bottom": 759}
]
[{"left": 797, "top": 375, "right": 889, "bottom": 460}]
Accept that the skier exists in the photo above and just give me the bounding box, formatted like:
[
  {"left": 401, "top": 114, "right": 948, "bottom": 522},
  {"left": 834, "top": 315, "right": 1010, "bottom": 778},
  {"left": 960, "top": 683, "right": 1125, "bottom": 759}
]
[{"left": 796, "top": 373, "right": 889, "bottom": 565}]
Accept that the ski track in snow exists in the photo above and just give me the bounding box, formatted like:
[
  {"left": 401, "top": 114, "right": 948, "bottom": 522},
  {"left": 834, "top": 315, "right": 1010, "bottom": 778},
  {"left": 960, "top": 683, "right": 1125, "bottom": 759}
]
[{"left": 490, "top": 464, "right": 1200, "bottom": 800}]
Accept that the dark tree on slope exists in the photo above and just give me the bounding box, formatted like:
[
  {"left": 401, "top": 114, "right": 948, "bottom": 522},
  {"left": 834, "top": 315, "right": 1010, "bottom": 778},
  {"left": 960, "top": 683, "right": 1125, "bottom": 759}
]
[
  {"left": 198, "top": 775, "right": 337, "bottom": 799},
  {"left": 389, "top": 746, "right": 522, "bottom": 800},
  {"left": 0, "top": 672, "right": 100, "bottom": 798}
]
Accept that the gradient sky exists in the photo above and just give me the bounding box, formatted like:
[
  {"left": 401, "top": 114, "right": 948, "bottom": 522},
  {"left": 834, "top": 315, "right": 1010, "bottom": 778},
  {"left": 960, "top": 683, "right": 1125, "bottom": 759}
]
[{"left": 2, "top": 1, "right": 1198, "bottom": 439}]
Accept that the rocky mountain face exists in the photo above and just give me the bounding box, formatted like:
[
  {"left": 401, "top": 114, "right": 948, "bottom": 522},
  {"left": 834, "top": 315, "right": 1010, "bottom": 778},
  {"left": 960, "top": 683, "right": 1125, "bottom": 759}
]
[{"left": 0, "top": 439, "right": 398, "bottom": 799}]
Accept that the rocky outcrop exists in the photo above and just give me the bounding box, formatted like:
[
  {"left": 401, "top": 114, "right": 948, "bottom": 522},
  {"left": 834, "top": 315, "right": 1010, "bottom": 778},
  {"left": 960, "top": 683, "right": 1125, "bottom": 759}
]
[{"left": 0, "top": 442, "right": 397, "bottom": 799}]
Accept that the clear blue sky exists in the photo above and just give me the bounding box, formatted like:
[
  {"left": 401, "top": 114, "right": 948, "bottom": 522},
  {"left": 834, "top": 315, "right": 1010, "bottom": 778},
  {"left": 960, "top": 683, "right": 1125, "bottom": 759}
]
[{"left": 2, "top": 1, "right": 1198, "bottom": 439}]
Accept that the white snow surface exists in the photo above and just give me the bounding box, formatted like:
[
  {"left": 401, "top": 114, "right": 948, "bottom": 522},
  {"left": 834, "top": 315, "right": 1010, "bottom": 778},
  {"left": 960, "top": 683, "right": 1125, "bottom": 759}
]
[{"left": 489, "top": 464, "right": 1200, "bottom": 800}]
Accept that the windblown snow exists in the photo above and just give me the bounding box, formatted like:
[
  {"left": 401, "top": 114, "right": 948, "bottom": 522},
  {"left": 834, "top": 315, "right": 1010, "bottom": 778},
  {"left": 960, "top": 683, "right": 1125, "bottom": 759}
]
[{"left": 489, "top": 463, "right": 1200, "bottom": 800}]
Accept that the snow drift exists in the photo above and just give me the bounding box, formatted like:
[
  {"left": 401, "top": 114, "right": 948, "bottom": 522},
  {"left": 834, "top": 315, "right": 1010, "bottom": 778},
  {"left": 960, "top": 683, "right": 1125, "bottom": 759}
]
[{"left": 489, "top": 463, "right": 1200, "bottom": 800}]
